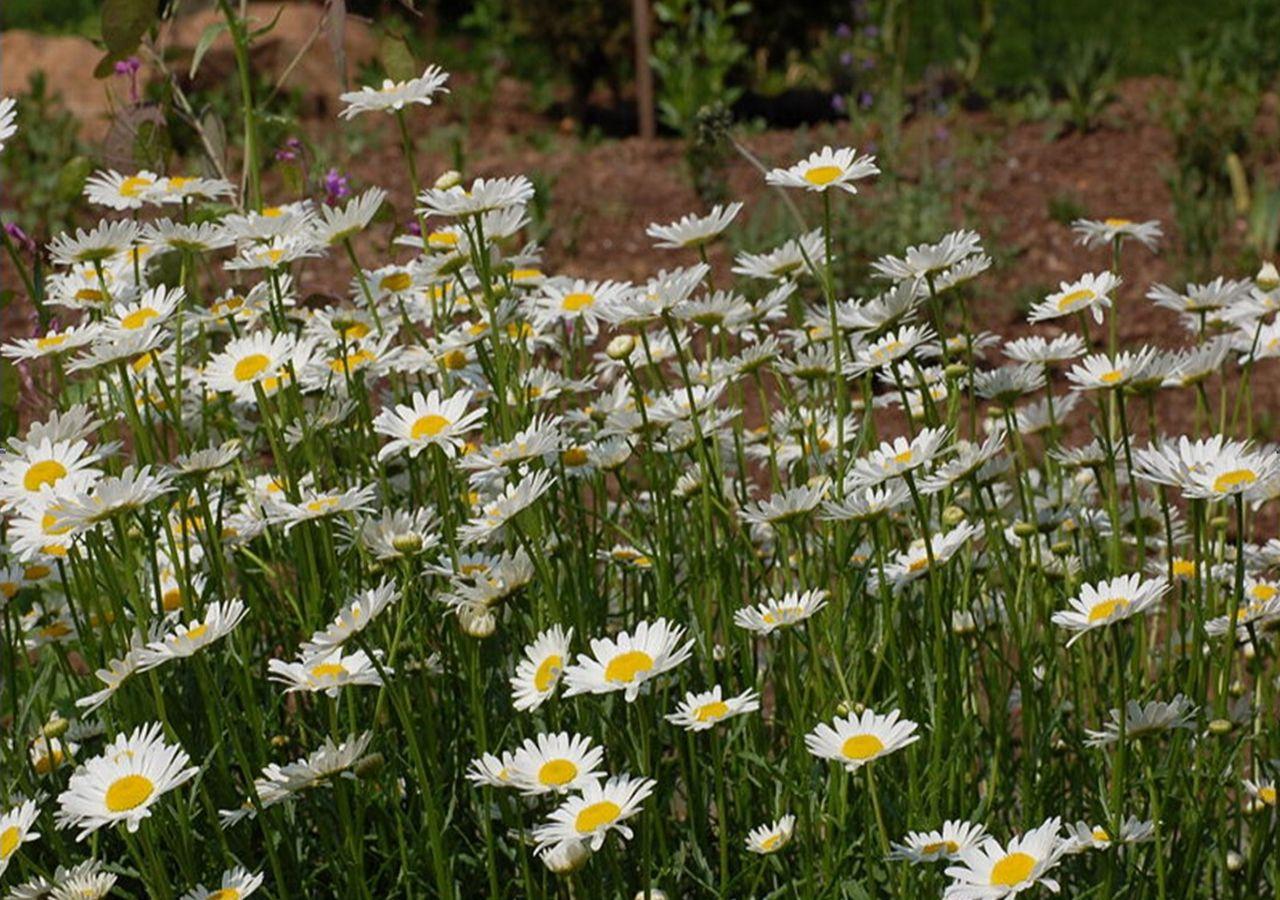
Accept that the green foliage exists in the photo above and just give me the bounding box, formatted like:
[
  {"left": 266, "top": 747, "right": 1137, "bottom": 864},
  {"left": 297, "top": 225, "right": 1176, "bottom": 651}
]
[
  {"left": 0, "top": 74, "right": 90, "bottom": 240},
  {"left": 651, "top": 0, "right": 750, "bottom": 136}
]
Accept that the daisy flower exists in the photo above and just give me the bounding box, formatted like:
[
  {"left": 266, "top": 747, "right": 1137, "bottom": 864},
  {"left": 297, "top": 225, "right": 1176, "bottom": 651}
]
[
  {"left": 805, "top": 708, "right": 921, "bottom": 771},
  {"left": 55, "top": 722, "right": 198, "bottom": 839},
  {"left": 765, "top": 145, "right": 879, "bottom": 194},
  {"left": 135, "top": 599, "right": 248, "bottom": 671},
  {"left": 457, "top": 469, "right": 556, "bottom": 545},
  {"left": 665, "top": 685, "right": 760, "bottom": 731},
  {"left": 734, "top": 589, "right": 829, "bottom": 635},
  {"left": 1060, "top": 817, "right": 1154, "bottom": 854},
  {"left": 1066, "top": 348, "right": 1158, "bottom": 392},
  {"left": 1073, "top": 217, "right": 1162, "bottom": 251},
  {"left": 264, "top": 484, "right": 378, "bottom": 532},
  {"left": 299, "top": 580, "right": 398, "bottom": 656},
  {"left": 76, "top": 636, "right": 148, "bottom": 714},
  {"left": 533, "top": 278, "right": 630, "bottom": 338},
  {"left": 872, "top": 230, "right": 983, "bottom": 282},
  {"left": 746, "top": 815, "right": 796, "bottom": 854},
  {"left": 373, "top": 388, "right": 486, "bottom": 461},
  {"left": 1084, "top": 695, "right": 1197, "bottom": 746},
  {"left": 942, "top": 817, "right": 1065, "bottom": 899},
  {"left": 889, "top": 820, "right": 989, "bottom": 863},
  {"left": 1028, "top": 271, "right": 1120, "bottom": 324},
  {"left": 312, "top": 187, "right": 387, "bottom": 245},
  {"left": 879, "top": 522, "right": 981, "bottom": 591},
  {"left": 532, "top": 774, "right": 656, "bottom": 853},
  {"left": 267, "top": 648, "right": 386, "bottom": 697},
  {"left": 0, "top": 798, "right": 40, "bottom": 876},
  {"left": 646, "top": 202, "right": 743, "bottom": 248},
  {"left": 0, "top": 437, "right": 103, "bottom": 509},
  {"left": 508, "top": 732, "right": 606, "bottom": 796},
  {"left": 83, "top": 169, "right": 160, "bottom": 209},
  {"left": 339, "top": 65, "right": 449, "bottom": 118},
  {"left": 179, "top": 867, "right": 265, "bottom": 900},
  {"left": 48, "top": 220, "right": 141, "bottom": 267},
  {"left": 418, "top": 175, "right": 535, "bottom": 218},
  {"left": 1179, "top": 443, "right": 1280, "bottom": 502},
  {"left": 510, "top": 625, "right": 573, "bottom": 711},
  {"left": 1052, "top": 574, "right": 1168, "bottom": 645},
  {"left": 1003, "top": 334, "right": 1088, "bottom": 365},
  {"left": 1244, "top": 778, "right": 1277, "bottom": 808},
  {"left": 467, "top": 751, "right": 518, "bottom": 789},
  {"left": 10, "top": 859, "right": 119, "bottom": 900},
  {"left": 846, "top": 426, "right": 950, "bottom": 489},
  {"left": 732, "top": 230, "right": 826, "bottom": 281},
  {"left": 563, "top": 618, "right": 694, "bottom": 702},
  {"left": 203, "top": 331, "right": 297, "bottom": 401},
  {"left": 221, "top": 733, "right": 372, "bottom": 824},
  {"left": 737, "top": 480, "right": 829, "bottom": 527}
]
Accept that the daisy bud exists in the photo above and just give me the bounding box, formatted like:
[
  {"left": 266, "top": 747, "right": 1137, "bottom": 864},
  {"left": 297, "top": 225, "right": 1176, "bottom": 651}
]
[
  {"left": 392, "top": 533, "right": 423, "bottom": 554},
  {"left": 1051, "top": 541, "right": 1073, "bottom": 556},
  {"left": 1257, "top": 261, "right": 1279, "bottom": 291},
  {"left": 712, "top": 643, "right": 726, "bottom": 661},
  {"left": 941, "top": 505, "right": 966, "bottom": 527},
  {"left": 1243, "top": 641, "right": 1256, "bottom": 661},
  {"left": 1226, "top": 850, "right": 1245, "bottom": 873},
  {"left": 434, "top": 169, "right": 462, "bottom": 190},
  {"left": 1208, "top": 718, "right": 1234, "bottom": 735},
  {"left": 458, "top": 605, "right": 496, "bottom": 639},
  {"left": 355, "top": 752, "right": 385, "bottom": 779},
  {"left": 1230, "top": 679, "right": 1245, "bottom": 697},
  {"left": 944, "top": 362, "right": 968, "bottom": 380},
  {"left": 1013, "top": 521, "right": 1038, "bottom": 539},
  {"left": 42, "top": 715, "right": 70, "bottom": 740},
  {"left": 634, "top": 891, "right": 668, "bottom": 900},
  {"left": 271, "top": 734, "right": 289, "bottom": 747},
  {"left": 1209, "top": 515, "right": 1228, "bottom": 532},
  {"left": 542, "top": 839, "right": 591, "bottom": 874},
  {"left": 607, "top": 335, "right": 637, "bottom": 360}
]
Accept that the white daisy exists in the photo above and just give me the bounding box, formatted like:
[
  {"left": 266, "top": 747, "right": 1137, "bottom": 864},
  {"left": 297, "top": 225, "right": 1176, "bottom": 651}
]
[
  {"left": 179, "top": 866, "right": 265, "bottom": 900},
  {"left": 563, "top": 618, "right": 694, "bottom": 702},
  {"left": 805, "top": 708, "right": 921, "bottom": 771},
  {"left": 0, "top": 798, "right": 40, "bottom": 877},
  {"left": 1051, "top": 574, "right": 1168, "bottom": 645},
  {"left": 942, "top": 817, "right": 1065, "bottom": 899},
  {"left": 765, "top": 145, "right": 879, "bottom": 194},
  {"left": 532, "top": 774, "right": 656, "bottom": 853},
  {"left": 510, "top": 625, "right": 573, "bottom": 711},
  {"left": 507, "top": 732, "right": 606, "bottom": 796},
  {"left": 1073, "top": 217, "right": 1162, "bottom": 251},
  {"left": 339, "top": 65, "right": 450, "bottom": 118},
  {"left": 665, "top": 685, "right": 760, "bottom": 731},
  {"left": 889, "top": 820, "right": 989, "bottom": 863},
  {"left": 745, "top": 814, "right": 796, "bottom": 854},
  {"left": 733, "top": 589, "right": 829, "bottom": 635},
  {"left": 135, "top": 599, "right": 248, "bottom": 671},
  {"left": 1028, "top": 272, "right": 1120, "bottom": 325},
  {"left": 55, "top": 722, "right": 198, "bottom": 839},
  {"left": 373, "top": 388, "right": 486, "bottom": 461},
  {"left": 646, "top": 202, "right": 743, "bottom": 248},
  {"left": 267, "top": 648, "right": 386, "bottom": 697}
]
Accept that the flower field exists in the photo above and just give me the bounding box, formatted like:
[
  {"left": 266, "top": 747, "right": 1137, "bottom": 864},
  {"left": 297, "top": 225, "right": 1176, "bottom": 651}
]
[{"left": 2, "top": 32, "right": 1280, "bottom": 900}]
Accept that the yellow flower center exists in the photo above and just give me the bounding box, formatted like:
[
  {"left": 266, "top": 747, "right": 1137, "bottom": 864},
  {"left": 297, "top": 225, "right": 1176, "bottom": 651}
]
[
  {"left": 513, "top": 268, "right": 542, "bottom": 281},
  {"left": 105, "top": 773, "right": 155, "bottom": 812},
  {"left": 908, "top": 556, "right": 931, "bottom": 573},
  {"left": 604, "top": 650, "right": 654, "bottom": 684},
  {"left": 41, "top": 512, "right": 71, "bottom": 536},
  {"left": 1099, "top": 369, "right": 1124, "bottom": 385},
  {"left": 121, "top": 308, "right": 159, "bottom": 330},
  {"left": 922, "top": 839, "right": 960, "bottom": 856},
  {"left": 209, "top": 890, "right": 242, "bottom": 900},
  {"left": 0, "top": 825, "right": 20, "bottom": 859},
  {"left": 1056, "top": 289, "right": 1095, "bottom": 312},
  {"left": 1088, "top": 598, "right": 1130, "bottom": 622},
  {"left": 427, "top": 231, "right": 459, "bottom": 248},
  {"left": 1092, "top": 828, "right": 1110, "bottom": 841},
  {"left": 760, "top": 832, "right": 783, "bottom": 851},
  {"left": 24, "top": 459, "right": 67, "bottom": 492},
  {"left": 841, "top": 733, "right": 885, "bottom": 761},
  {"left": 119, "top": 175, "right": 154, "bottom": 197},
  {"left": 761, "top": 606, "right": 805, "bottom": 626},
  {"left": 803, "top": 165, "right": 844, "bottom": 186},
  {"left": 534, "top": 654, "right": 562, "bottom": 692},
  {"left": 305, "top": 497, "right": 340, "bottom": 513},
  {"left": 990, "top": 851, "right": 1036, "bottom": 886},
  {"left": 537, "top": 758, "right": 579, "bottom": 787},
  {"left": 574, "top": 800, "right": 621, "bottom": 833},
  {"left": 694, "top": 700, "right": 730, "bottom": 722},
  {"left": 166, "top": 176, "right": 195, "bottom": 190},
  {"left": 233, "top": 353, "right": 271, "bottom": 382},
  {"left": 1212, "top": 469, "right": 1257, "bottom": 494},
  {"left": 329, "top": 349, "right": 375, "bottom": 372},
  {"left": 310, "top": 662, "right": 348, "bottom": 680},
  {"left": 1260, "top": 786, "right": 1277, "bottom": 805},
  {"left": 380, "top": 273, "right": 414, "bottom": 293},
  {"left": 182, "top": 623, "right": 210, "bottom": 642},
  {"left": 0, "top": 582, "right": 17, "bottom": 599},
  {"left": 561, "top": 447, "right": 590, "bottom": 467},
  {"left": 24, "top": 565, "right": 51, "bottom": 580},
  {"left": 1104, "top": 217, "right": 1132, "bottom": 227},
  {"left": 36, "top": 334, "right": 67, "bottom": 349},
  {"left": 893, "top": 450, "right": 914, "bottom": 465},
  {"left": 34, "top": 746, "right": 65, "bottom": 774},
  {"left": 411, "top": 414, "right": 451, "bottom": 440},
  {"left": 163, "top": 588, "right": 184, "bottom": 611},
  {"left": 561, "top": 292, "right": 594, "bottom": 312},
  {"left": 1172, "top": 559, "right": 1195, "bottom": 578}
]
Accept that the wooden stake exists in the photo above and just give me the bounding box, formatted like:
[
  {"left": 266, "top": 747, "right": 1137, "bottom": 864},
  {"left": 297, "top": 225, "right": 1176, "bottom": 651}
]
[{"left": 632, "top": 0, "right": 656, "bottom": 139}]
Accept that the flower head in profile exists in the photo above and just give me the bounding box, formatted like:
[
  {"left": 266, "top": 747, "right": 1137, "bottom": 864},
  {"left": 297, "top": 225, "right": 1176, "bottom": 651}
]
[
  {"left": 339, "top": 65, "right": 449, "bottom": 118},
  {"left": 646, "top": 202, "right": 743, "bottom": 248},
  {"left": 179, "top": 866, "right": 265, "bottom": 900},
  {"left": 1051, "top": 574, "right": 1168, "bottom": 645},
  {"left": 510, "top": 625, "right": 573, "bottom": 711},
  {"left": 746, "top": 814, "right": 796, "bottom": 854},
  {"left": 1029, "top": 271, "right": 1120, "bottom": 325},
  {"left": 890, "top": 820, "right": 989, "bottom": 864},
  {"left": 1073, "top": 217, "right": 1162, "bottom": 251},
  {"left": 665, "top": 685, "right": 760, "bottom": 731},
  {"left": 0, "top": 798, "right": 40, "bottom": 877},
  {"left": 734, "top": 589, "right": 829, "bottom": 635},
  {"left": 766, "top": 145, "right": 879, "bottom": 194},
  {"left": 532, "top": 774, "right": 656, "bottom": 853}
]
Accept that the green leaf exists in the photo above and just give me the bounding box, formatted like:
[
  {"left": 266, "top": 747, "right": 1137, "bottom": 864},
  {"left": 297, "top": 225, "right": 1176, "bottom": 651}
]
[
  {"left": 190, "top": 21, "right": 230, "bottom": 79},
  {"left": 379, "top": 33, "right": 417, "bottom": 83},
  {"left": 101, "top": 0, "right": 157, "bottom": 57},
  {"left": 55, "top": 156, "right": 93, "bottom": 203}
]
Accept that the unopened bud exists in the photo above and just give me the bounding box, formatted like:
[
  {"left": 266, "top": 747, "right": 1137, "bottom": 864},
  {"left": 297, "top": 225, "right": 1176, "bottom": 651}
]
[
  {"left": 392, "top": 533, "right": 423, "bottom": 554},
  {"left": 1257, "top": 261, "right": 1280, "bottom": 291},
  {"left": 634, "top": 891, "right": 669, "bottom": 900},
  {"left": 42, "top": 716, "right": 70, "bottom": 740},
  {"left": 1012, "top": 521, "right": 1038, "bottom": 538},
  {"left": 1226, "top": 850, "right": 1245, "bottom": 873},
  {"left": 355, "top": 753, "right": 385, "bottom": 779},
  {"left": 1208, "top": 718, "right": 1234, "bottom": 736},
  {"left": 1209, "top": 515, "right": 1229, "bottom": 532},
  {"left": 942, "top": 506, "right": 966, "bottom": 527},
  {"left": 944, "top": 362, "right": 968, "bottom": 380},
  {"left": 542, "top": 839, "right": 591, "bottom": 874},
  {"left": 1050, "top": 541, "right": 1073, "bottom": 557},
  {"left": 606, "top": 335, "right": 636, "bottom": 360},
  {"left": 434, "top": 169, "right": 462, "bottom": 190}
]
